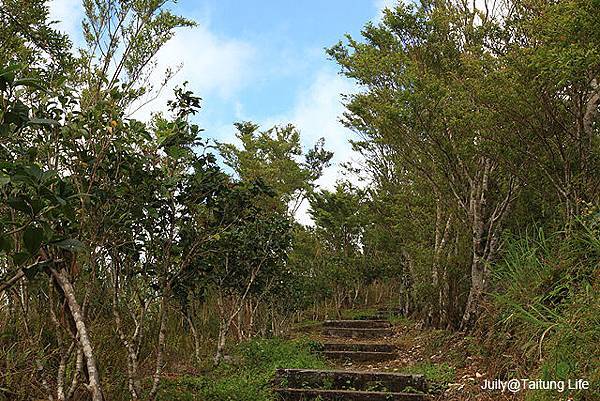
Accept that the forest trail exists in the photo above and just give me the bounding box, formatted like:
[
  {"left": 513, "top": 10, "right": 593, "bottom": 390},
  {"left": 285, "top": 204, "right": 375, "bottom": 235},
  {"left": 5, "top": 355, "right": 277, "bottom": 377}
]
[
  {"left": 272, "top": 308, "right": 430, "bottom": 400},
  {"left": 273, "top": 308, "right": 516, "bottom": 401}
]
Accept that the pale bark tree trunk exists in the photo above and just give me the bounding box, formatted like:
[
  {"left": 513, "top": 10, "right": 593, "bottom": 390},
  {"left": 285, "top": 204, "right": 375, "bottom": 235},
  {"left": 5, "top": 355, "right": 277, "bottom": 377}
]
[
  {"left": 459, "top": 159, "right": 516, "bottom": 329},
  {"left": 430, "top": 198, "right": 452, "bottom": 327},
  {"left": 49, "top": 267, "right": 103, "bottom": 401},
  {"left": 113, "top": 305, "right": 142, "bottom": 400},
  {"left": 111, "top": 266, "right": 142, "bottom": 400},
  {"left": 66, "top": 346, "right": 84, "bottom": 400},
  {"left": 148, "top": 292, "right": 168, "bottom": 401},
  {"left": 185, "top": 312, "right": 202, "bottom": 365}
]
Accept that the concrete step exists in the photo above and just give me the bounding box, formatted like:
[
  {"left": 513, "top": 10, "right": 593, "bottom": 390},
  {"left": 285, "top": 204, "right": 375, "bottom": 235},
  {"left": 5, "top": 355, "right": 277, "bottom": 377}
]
[
  {"left": 273, "top": 388, "right": 427, "bottom": 400},
  {"left": 322, "top": 350, "right": 397, "bottom": 362},
  {"left": 322, "top": 327, "right": 393, "bottom": 338},
  {"left": 323, "top": 320, "right": 391, "bottom": 329},
  {"left": 274, "top": 368, "right": 427, "bottom": 393},
  {"left": 322, "top": 343, "right": 395, "bottom": 353}
]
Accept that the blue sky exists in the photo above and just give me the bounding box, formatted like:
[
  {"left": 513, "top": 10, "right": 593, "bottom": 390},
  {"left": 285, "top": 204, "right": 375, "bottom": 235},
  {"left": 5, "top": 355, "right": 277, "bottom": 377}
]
[{"left": 49, "top": 0, "right": 396, "bottom": 221}]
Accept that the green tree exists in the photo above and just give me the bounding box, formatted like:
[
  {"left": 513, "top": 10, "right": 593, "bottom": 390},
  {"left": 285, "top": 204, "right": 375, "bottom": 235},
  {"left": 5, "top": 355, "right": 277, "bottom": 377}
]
[
  {"left": 328, "top": 1, "right": 519, "bottom": 328},
  {"left": 308, "top": 183, "right": 369, "bottom": 310},
  {"left": 218, "top": 121, "right": 333, "bottom": 216}
]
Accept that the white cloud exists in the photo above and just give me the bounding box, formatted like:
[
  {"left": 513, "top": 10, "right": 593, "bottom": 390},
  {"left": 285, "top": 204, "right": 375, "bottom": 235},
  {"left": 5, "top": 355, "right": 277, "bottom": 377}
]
[
  {"left": 47, "top": 1, "right": 362, "bottom": 226},
  {"left": 262, "top": 70, "right": 360, "bottom": 186},
  {"left": 252, "top": 69, "right": 363, "bottom": 225},
  {"left": 374, "top": 0, "right": 397, "bottom": 20},
  {"left": 130, "top": 23, "right": 256, "bottom": 120},
  {"left": 47, "top": 2, "right": 255, "bottom": 120},
  {"left": 48, "top": 0, "right": 84, "bottom": 44}
]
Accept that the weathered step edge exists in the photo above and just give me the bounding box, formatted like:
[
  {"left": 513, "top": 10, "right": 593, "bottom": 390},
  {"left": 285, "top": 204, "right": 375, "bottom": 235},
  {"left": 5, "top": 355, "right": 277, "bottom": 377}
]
[
  {"left": 323, "top": 342, "right": 395, "bottom": 352},
  {"left": 274, "top": 368, "right": 427, "bottom": 393},
  {"left": 273, "top": 388, "right": 428, "bottom": 401},
  {"left": 322, "top": 327, "right": 394, "bottom": 338},
  {"left": 323, "top": 320, "right": 392, "bottom": 328},
  {"left": 322, "top": 350, "right": 397, "bottom": 362}
]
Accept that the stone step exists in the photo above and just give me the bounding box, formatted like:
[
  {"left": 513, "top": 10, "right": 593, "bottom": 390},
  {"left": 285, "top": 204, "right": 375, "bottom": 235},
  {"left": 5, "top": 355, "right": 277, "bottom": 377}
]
[
  {"left": 323, "top": 320, "right": 392, "bottom": 329},
  {"left": 322, "top": 327, "right": 393, "bottom": 338},
  {"left": 273, "top": 388, "right": 427, "bottom": 400},
  {"left": 322, "top": 343, "right": 395, "bottom": 352},
  {"left": 322, "top": 350, "right": 397, "bottom": 362},
  {"left": 274, "top": 368, "right": 427, "bottom": 393}
]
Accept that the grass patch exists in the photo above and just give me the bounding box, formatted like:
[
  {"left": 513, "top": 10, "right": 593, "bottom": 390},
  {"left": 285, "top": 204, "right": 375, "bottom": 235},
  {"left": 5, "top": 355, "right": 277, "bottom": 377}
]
[
  {"left": 388, "top": 315, "right": 410, "bottom": 325},
  {"left": 159, "top": 337, "right": 329, "bottom": 401},
  {"left": 402, "top": 362, "right": 456, "bottom": 394},
  {"left": 340, "top": 308, "right": 377, "bottom": 320}
]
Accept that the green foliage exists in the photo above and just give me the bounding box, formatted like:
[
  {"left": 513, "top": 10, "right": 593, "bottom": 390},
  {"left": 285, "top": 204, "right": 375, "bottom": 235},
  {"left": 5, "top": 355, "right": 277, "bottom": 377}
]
[
  {"left": 0, "top": 64, "right": 82, "bottom": 279},
  {"left": 403, "top": 361, "right": 455, "bottom": 394},
  {"left": 0, "top": 0, "right": 73, "bottom": 86},
  {"left": 80, "top": 0, "right": 195, "bottom": 108},
  {"left": 2, "top": 1, "right": 600, "bottom": 399},
  {"left": 491, "top": 214, "right": 600, "bottom": 400},
  {"left": 218, "top": 122, "right": 333, "bottom": 215}
]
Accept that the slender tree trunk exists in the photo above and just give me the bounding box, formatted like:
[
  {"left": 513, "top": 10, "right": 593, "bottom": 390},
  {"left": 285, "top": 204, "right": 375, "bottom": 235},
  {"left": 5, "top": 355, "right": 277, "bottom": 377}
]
[
  {"left": 459, "top": 160, "right": 516, "bottom": 329},
  {"left": 461, "top": 255, "right": 486, "bottom": 329},
  {"left": 66, "top": 346, "right": 84, "bottom": 400},
  {"left": 50, "top": 267, "right": 103, "bottom": 401},
  {"left": 148, "top": 293, "right": 168, "bottom": 401},
  {"left": 214, "top": 317, "right": 230, "bottom": 365},
  {"left": 113, "top": 304, "right": 142, "bottom": 400},
  {"left": 185, "top": 312, "right": 202, "bottom": 365}
]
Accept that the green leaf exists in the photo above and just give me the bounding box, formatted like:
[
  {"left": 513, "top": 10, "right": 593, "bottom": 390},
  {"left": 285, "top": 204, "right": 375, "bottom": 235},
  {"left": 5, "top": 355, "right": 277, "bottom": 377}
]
[
  {"left": 24, "top": 165, "right": 43, "bottom": 180},
  {"left": 0, "top": 235, "right": 14, "bottom": 253},
  {"left": 7, "top": 197, "right": 31, "bottom": 214},
  {"left": 62, "top": 205, "right": 76, "bottom": 221},
  {"left": 23, "top": 226, "right": 44, "bottom": 255},
  {"left": 12, "top": 252, "right": 29, "bottom": 265},
  {"left": 53, "top": 238, "right": 86, "bottom": 252},
  {"left": 13, "top": 78, "right": 47, "bottom": 92},
  {"left": 54, "top": 195, "right": 67, "bottom": 206},
  {"left": 23, "top": 263, "right": 41, "bottom": 280},
  {"left": 0, "top": 173, "right": 9, "bottom": 186},
  {"left": 0, "top": 63, "right": 24, "bottom": 88}
]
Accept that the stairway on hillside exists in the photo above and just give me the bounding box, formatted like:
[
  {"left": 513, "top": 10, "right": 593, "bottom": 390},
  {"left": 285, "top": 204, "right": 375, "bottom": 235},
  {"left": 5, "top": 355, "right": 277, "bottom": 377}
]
[
  {"left": 373, "top": 307, "right": 404, "bottom": 320},
  {"left": 273, "top": 315, "right": 430, "bottom": 400},
  {"left": 321, "top": 342, "right": 397, "bottom": 363},
  {"left": 321, "top": 319, "right": 393, "bottom": 339}
]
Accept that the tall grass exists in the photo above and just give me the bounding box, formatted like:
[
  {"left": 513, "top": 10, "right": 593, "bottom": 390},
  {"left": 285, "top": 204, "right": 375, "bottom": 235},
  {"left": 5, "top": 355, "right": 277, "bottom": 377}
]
[{"left": 490, "top": 217, "right": 600, "bottom": 400}]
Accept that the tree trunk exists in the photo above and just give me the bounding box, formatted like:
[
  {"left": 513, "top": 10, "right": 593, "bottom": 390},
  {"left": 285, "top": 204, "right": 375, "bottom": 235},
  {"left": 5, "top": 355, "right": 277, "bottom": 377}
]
[
  {"left": 148, "top": 294, "right": 167, "bottom": 401},
  {"left": 460, "top": 256, "right": 486, "bottom": 329},
  {"left": 214, "top": 319, "right": 229, "bottom": 365},
  {"left": 50, "top": 267, "right": 103, "bottom": 401},
  {"left": 459, "top": 159, "right": 515, "bottom": 329},
  {"left": 185, "top": 312, "right": 202, "bottom": 365}
]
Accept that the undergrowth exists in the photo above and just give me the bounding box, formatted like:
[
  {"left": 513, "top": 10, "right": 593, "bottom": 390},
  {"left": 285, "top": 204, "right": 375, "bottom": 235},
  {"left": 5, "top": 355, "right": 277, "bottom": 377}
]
[
  {"left": 158, "top": 337, "right": 329, "bottom": 400},
  {"left": 489, "top": 215, "right": 600, "bottom": 401},
  {"left": 402, "top": 362, "right": 456, "bottom": 394}
]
